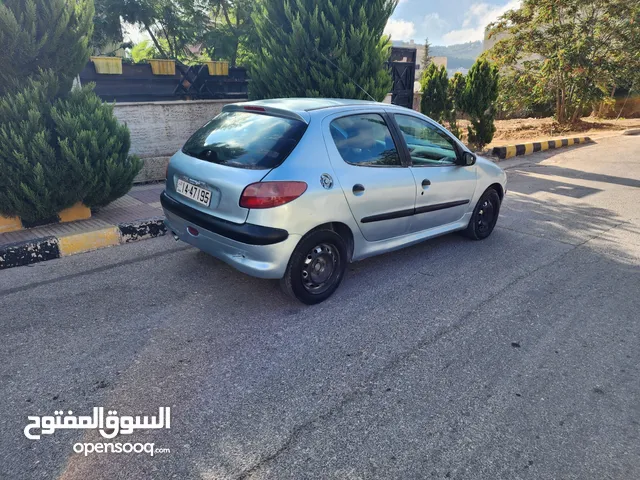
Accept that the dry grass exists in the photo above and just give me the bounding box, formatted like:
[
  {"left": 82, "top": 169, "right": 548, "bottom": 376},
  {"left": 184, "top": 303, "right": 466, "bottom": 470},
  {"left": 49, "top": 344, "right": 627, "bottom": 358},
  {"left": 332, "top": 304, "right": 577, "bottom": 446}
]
[
  {"left": 452, "top": 117, "right": 640, "bottom": 150},
  {"left": 484, "top": 117, "right": 640, "bottom": 148}
]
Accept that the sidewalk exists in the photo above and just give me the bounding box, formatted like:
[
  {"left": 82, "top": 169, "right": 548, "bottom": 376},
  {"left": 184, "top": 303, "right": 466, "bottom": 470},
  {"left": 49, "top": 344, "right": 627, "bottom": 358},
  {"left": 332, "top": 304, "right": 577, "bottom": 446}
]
[
  {"left": 0, "top": 184, "right": 167, "bottom": 269},
  {"left": 0, "top": 184, "right": 164, "bottom": 246}
]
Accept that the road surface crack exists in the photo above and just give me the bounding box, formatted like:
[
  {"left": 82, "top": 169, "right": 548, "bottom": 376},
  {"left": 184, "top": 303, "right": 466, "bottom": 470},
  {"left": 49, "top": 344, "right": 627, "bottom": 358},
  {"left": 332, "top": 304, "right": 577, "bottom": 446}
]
[{"left": 234, "top": 236, "right": 601, "bottom": 478}]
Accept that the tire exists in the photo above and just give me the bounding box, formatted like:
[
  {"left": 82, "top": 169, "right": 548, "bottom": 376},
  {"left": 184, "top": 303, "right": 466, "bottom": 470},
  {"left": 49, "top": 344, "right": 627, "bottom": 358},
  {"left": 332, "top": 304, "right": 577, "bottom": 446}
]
[
  {"left": 280, "top": 229, "right": 347, "bottom": 305},
  {"left": 463, "top": 188, "right": 501, "bottom": 240}
]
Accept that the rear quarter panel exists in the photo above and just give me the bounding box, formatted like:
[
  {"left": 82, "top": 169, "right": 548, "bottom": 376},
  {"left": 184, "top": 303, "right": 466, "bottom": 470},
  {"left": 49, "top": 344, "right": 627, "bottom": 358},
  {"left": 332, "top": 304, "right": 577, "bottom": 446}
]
[{"left": 245, "top": 118, "right": 361, "bottom": 240}]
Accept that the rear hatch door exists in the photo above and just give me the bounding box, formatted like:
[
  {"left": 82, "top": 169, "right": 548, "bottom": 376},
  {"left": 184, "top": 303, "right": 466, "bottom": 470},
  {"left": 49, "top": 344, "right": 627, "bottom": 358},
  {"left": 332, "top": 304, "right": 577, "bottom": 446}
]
[{"left": 166, "top": 108, "right": 308, "bottom": 224}]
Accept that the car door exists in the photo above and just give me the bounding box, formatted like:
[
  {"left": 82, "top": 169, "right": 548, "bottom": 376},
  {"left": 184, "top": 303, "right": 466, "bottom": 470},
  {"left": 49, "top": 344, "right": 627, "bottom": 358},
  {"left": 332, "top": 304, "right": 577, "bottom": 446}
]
[
  {"left": 323, "top": 111, "right": 417, "bottom": 242},
  {"left": 390, "top": 113, "right": 477, "bottom": 232}
]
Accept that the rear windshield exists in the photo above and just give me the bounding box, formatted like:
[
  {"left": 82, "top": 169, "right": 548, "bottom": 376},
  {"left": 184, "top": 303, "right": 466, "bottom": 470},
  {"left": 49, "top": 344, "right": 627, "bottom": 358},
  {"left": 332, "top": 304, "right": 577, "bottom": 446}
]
[{"left": 182, "top": 111, "right": 307, "bottom": 170}]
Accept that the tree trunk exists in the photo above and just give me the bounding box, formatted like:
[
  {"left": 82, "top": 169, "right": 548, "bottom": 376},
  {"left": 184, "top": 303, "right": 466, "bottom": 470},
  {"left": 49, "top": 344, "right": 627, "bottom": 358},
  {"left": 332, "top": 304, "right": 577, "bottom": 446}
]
[
  {"left": 571, "top": 102, "right": 582, "bottom": 123},
  {"left": 144, "top": 25, "right": 168, "bottom": 59},
  {"left": 231, "top": 38, "right": 239, "bottom": 67}
]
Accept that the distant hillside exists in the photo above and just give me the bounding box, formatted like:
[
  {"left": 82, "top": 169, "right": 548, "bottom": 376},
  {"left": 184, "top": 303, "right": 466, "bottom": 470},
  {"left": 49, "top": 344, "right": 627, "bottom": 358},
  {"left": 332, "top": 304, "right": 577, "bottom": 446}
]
[
  {"left": 431, "top": 41, "right": 483, "bottom": 70},
  {"left": 430, "top": 41, "right": 483, "bottom": 60},
  {"left": 391, "top": 40, "right": 484, "bottom": 71}
]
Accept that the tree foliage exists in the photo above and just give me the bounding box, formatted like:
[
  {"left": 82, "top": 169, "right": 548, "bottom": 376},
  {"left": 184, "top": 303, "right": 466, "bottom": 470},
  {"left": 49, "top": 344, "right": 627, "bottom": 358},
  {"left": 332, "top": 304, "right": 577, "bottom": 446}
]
[
  {"left": 0, "top": 0, "right": 94, "bottom": 96},
  {"left": 0, "top": 73, "right": 141, "bottom": 224},
  {"left": 131, "top": 40, "right": 158, "bottom": 63},
  {"left": 420, "top": 63, "right": 449, "bottom": 123},
  {"left": 94, "top": 0, "right": 258, "bottom": 65},
  {"left": 249, "top": 0, "right": 396, "bottom": 101},
  {"left": 91, "top": 0, "right": 124, "bottom": 52},
  {"left": 421, "top": 37, "right": 431, "bottom": 69},
  {"left": 110, "top": 0, "right": 209, "bottom": 61},
  {"left": 488, "top": 0, "right": 640, "bottom": 124},
  {"left": 461, "top": 58, "right": 499, "bottom": 149},
  {"left": 203, "top": 0, "right": 259, "bottom": 66},
  {"left": 495, "top": 67, "right": 554, "bottom": 119},
  {"left": 446, "top": 72, "right": 465, "bottom": 138},
  {"left": 52, "top": 85, "right": 142, "bottom": 208}
]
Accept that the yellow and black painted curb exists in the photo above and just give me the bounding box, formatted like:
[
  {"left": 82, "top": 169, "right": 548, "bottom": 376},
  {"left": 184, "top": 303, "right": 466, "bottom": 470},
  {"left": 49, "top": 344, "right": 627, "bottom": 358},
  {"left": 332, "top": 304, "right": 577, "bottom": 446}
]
[
  {"left": 0, "top": 218, "right": 166, "bottom": 270},
  {"left": 492, "top": 137, "right": 592, "bottom": 160}
]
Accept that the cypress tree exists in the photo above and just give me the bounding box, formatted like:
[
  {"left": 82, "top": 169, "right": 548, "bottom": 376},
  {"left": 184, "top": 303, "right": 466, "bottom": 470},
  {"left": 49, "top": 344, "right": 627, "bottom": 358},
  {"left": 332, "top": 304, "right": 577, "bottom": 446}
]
[
  {"left": 420, "top": 63, "right": 449, "bottom": 123},
  {"left": 462, "top": 58, "right": 499, "bottom": 149},
  {"left": 446, "top": 72, "right": 466, "bottom": 139},
  {"left": 250, "top": 0, "right": 396, "bottom": 101},
  {"left": 0, "top": 0, "right": 94, "bottom": 96}
]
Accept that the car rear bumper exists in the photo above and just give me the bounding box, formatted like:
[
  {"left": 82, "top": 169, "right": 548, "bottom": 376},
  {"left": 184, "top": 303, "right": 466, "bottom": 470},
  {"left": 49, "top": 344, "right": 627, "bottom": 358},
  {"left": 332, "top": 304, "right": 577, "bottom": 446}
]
[{"left": 161, "top": 191, "right": 299, "bottom": 279}]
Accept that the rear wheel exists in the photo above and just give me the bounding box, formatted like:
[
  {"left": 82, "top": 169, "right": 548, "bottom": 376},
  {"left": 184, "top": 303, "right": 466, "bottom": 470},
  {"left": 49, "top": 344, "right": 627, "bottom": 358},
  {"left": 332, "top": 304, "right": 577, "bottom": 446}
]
[
  {"left": 280, "top": 229, "right": 347, "bottom": 305},
  {"left": 464, "top": 188, "right": 501, "bottom": 240}
]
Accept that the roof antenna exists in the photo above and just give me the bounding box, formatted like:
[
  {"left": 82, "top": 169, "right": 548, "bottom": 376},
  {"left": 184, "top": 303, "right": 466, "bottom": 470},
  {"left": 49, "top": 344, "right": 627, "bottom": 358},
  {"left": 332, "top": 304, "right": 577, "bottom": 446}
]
[{"left": 314, "top": 49, "right": 377, "bottom": 102}]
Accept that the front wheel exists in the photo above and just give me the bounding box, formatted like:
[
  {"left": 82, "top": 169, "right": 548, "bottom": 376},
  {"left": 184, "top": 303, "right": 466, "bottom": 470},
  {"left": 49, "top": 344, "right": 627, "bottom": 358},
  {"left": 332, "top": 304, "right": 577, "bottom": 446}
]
[
  {"left": 280, "top": 229, "right": 347, "bottom": 305},
  {"left": 463, "top": 188, "right": 501, "bottom": 240}
]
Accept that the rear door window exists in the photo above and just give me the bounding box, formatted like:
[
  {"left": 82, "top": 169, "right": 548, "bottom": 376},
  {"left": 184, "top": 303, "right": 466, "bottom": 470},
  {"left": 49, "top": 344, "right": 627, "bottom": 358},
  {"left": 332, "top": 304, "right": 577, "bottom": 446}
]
[
  {"left": 182, "top": 111, "right": 307, "bottom": 170},
  {"left": 329, "top": 114, "right": 402, "bottom": 167}
]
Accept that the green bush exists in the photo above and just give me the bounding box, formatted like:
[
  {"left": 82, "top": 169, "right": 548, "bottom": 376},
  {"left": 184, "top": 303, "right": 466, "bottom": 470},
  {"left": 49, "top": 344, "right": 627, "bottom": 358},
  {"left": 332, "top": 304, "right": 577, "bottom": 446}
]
[
  {"left": 249, "top": 0, "right": 395, "bottom": 101},
  {"left": 462, "top": 58, "right": 499, "bottom": 149},
  {"left": 51, "top": 86, "right": 141, "bottom": 208},
  {"left": 445, "top": 72, "right": 466, "bottom": 139},
  {"left": 0, "top": 73, "right": 142, "bottom": 224},
  {"left": 0, "top": 0, "right": 94, "bottom": 96},
  {"left": 420, "top": 63, "right": 449, "bottom": 123}
]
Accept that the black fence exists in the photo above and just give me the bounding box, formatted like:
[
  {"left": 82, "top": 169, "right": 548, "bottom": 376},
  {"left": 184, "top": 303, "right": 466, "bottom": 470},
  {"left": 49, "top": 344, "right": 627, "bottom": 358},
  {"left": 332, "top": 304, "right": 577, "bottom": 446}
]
[{"left": 79, "top": 62, "right": 249, "bottom": 103}]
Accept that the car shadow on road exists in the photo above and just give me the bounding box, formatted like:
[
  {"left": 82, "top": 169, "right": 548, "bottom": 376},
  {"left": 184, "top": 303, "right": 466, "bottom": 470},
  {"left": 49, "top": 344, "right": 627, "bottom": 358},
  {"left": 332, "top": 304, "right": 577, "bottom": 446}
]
[
  {"left": 507, "top": 170, "right": 604, "bottom": 199},
  {"left": 502, "top": 140, "right": 640, "bottom": 191}
]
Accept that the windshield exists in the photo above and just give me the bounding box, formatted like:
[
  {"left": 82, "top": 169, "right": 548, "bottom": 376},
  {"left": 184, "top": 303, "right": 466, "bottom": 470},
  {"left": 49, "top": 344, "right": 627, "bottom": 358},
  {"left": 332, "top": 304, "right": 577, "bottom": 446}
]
[{"left": 182, "top": 111, "right": 307, "bottom": 170}]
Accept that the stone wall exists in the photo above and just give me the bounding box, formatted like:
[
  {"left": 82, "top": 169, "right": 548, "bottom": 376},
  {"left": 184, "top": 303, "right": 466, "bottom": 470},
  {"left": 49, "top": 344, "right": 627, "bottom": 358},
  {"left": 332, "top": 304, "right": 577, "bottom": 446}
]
[{"left": 113, "top": 99, "right": 243, "bottom": 183}]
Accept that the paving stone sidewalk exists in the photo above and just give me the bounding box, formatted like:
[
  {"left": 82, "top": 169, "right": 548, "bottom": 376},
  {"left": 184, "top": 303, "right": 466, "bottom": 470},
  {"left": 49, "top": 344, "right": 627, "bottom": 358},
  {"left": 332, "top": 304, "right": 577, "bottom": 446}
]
[{"left": 0, "top": 183, "right": 165, "bottom": 247}]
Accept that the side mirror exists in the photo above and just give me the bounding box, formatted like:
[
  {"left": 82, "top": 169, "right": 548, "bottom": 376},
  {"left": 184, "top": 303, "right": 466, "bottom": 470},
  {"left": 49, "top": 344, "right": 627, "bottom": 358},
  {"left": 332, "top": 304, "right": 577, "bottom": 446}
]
[{"left": 460, "top": 152, "right": 476, "bottom": 166}]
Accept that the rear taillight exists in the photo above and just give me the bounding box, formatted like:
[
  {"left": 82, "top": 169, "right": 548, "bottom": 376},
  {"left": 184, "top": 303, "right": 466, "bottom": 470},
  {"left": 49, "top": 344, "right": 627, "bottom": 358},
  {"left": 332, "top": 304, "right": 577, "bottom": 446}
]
[{"left": 240, "top": 181, "right": 307, "bottom": 209}]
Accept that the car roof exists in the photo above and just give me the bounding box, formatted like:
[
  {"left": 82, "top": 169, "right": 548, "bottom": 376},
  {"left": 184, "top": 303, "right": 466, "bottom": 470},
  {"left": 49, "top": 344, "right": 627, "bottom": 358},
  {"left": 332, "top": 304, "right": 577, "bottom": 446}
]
[
  {"left": 224, "top": 98, "right": 403, "bottom": 124},
  {"left": 240, "top": 98, "right": 384, "bottom": 111}
]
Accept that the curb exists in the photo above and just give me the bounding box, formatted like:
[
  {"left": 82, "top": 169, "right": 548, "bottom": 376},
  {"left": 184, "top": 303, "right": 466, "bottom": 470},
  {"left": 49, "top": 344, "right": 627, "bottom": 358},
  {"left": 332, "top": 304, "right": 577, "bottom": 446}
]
[
  {"left": 492, "top": 137, "right": 591, "bottom": 160},
  {"left": 0, "top": 218, "right": 166, "bottom": 270}
]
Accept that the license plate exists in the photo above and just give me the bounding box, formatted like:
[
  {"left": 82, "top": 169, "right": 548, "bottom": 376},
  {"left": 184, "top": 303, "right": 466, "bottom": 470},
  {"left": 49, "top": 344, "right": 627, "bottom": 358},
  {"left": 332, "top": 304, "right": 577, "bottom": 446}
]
[{"left": 176, "top": 179, "right": 211, "bottom": 207}]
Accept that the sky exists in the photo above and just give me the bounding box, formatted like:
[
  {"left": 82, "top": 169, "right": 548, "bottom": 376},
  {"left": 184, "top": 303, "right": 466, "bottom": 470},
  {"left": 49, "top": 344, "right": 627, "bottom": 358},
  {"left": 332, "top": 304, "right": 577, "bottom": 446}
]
[{"left": 384, "top": 0, "right": 521, "bottom": 46}]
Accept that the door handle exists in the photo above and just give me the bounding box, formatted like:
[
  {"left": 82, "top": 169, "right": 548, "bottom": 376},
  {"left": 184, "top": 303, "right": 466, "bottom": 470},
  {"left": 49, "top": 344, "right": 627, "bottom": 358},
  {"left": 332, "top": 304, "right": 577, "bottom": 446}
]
[
  {"left": 352, "top": 184, "right": 365, "bottom": 195},
  {"left": 422, "top": 179, "right": 431, "bottom": 188}
]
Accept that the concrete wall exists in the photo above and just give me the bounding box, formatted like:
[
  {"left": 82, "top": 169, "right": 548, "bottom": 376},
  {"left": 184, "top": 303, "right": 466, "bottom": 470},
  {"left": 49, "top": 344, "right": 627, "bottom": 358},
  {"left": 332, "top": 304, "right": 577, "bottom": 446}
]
[{"left": 113, "top": 99, "right": 243, "bottom": 183}]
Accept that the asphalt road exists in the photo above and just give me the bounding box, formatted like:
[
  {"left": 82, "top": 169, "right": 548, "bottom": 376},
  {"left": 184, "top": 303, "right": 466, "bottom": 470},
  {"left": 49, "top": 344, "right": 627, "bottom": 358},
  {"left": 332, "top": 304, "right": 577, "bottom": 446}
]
[{"left": 1, "top": 135, "right": 639, "bottom": 480}]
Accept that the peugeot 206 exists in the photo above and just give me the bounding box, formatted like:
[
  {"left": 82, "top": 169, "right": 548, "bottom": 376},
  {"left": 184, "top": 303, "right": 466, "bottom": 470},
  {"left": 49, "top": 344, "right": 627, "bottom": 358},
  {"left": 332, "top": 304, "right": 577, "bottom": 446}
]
[{"left": 161, "top": 98, "right": 507, "bottom": 304}]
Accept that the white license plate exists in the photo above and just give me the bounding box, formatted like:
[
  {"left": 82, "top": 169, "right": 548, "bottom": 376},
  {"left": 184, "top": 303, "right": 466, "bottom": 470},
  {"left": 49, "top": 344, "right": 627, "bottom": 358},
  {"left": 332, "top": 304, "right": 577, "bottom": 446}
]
[{"left": 176, "top": 179, "right": 211, "bottom": 207}]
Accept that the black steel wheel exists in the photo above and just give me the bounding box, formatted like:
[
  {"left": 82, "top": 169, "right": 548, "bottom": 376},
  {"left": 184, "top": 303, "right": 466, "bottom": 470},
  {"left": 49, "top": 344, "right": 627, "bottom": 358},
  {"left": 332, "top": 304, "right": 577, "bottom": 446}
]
[
  {"left": 281, "top": 229, "right": 347, "bottom": 305},
  {"left": 301, "top": 243, "right": 340, "bottom": 295},
  {"left": 464, "top": 188, "right": 501, "bottom": 240}
]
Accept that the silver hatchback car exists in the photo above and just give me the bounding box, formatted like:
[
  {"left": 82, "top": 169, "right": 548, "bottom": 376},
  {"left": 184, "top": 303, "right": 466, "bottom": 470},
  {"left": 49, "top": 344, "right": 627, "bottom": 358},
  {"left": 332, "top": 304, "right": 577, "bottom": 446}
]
[{"left": 162, "top": 98, "right": 507, "bottom": 304}]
